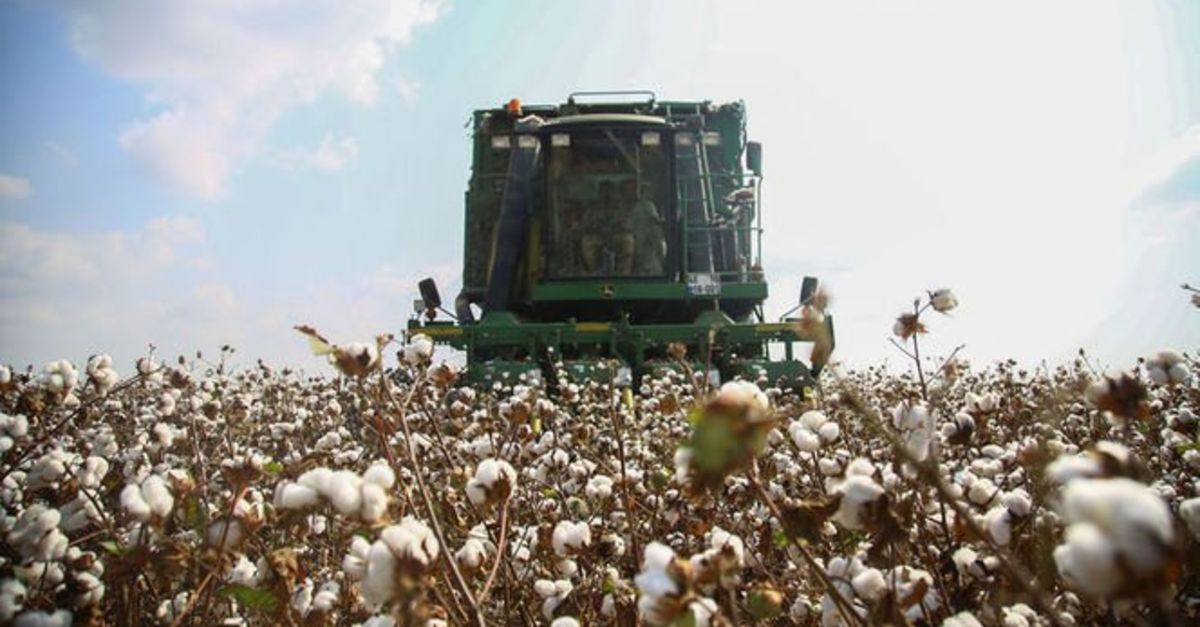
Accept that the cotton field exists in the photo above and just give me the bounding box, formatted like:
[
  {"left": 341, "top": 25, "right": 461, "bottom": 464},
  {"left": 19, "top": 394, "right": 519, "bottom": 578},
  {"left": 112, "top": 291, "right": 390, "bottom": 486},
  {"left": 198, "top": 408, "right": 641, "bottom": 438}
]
[{"left": 1, "top": 293, "right": 1198, "bottom": 626}]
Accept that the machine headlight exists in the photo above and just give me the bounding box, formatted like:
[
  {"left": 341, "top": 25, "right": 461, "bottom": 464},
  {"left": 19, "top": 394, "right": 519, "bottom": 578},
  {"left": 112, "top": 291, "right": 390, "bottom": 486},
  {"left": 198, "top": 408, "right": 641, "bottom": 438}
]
[
  {"left": 675, "top": 133, "right": 695, "bottom": 147},
  {"left": 551, "top": 133, "right": 571, "bottom": 147},
  {"left": 491, "top": 135, "right": 511, "bottom": 149},
  {"left": 641, "top": 131, "right": 661, "bottom": 146},
  {"left": 517, "top": 134, "right": 538, "bottom": 149},
  {"left": 702, "top": 131, "right": 721, "bottom": 146}
]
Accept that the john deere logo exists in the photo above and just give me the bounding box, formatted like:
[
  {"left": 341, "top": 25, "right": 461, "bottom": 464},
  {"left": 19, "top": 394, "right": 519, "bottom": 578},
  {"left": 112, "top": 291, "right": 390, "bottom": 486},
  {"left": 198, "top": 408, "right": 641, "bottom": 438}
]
[{"left": 600, "top": 284, "right": 615, "bottom": 298}]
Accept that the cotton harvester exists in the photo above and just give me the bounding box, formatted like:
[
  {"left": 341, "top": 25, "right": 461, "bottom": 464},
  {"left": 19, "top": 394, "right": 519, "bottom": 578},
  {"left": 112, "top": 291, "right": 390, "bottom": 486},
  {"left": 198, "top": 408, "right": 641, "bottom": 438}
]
[{"left": 408, "top": 91, "right": 833, "bottom": 389}]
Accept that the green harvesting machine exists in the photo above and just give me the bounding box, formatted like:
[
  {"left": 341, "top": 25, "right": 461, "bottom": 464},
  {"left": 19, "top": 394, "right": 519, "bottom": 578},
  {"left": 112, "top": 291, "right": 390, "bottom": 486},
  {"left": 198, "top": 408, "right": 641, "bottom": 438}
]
[{"left": 407, "top": 91, "right": 834, "bottom": 389}]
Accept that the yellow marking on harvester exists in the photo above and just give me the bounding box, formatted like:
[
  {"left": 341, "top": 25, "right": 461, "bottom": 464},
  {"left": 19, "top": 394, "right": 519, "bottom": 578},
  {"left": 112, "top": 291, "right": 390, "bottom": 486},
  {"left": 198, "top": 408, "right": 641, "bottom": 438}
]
[
  {"left": 575, "top": 322, "right": 611, "bottom": 333},
  {"left": 419, "top": 327, "right": 464, "bottom": 337},
  {"left": 754, "top": 323, "right": 790, "bottom": 334}
]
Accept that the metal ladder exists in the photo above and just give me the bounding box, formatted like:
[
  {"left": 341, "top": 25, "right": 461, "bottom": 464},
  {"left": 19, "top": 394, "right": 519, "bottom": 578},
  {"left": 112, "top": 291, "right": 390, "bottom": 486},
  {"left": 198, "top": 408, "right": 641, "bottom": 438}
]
[{"left": 675, "top": 133, "right": 715, "bottom": 275}]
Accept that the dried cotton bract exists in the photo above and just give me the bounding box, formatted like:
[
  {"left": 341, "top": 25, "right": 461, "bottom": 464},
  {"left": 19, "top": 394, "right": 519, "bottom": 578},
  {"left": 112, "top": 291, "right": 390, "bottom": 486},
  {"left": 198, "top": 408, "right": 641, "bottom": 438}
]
[{"left": 294, "top": 325, "right": 383, "bottom": 377}]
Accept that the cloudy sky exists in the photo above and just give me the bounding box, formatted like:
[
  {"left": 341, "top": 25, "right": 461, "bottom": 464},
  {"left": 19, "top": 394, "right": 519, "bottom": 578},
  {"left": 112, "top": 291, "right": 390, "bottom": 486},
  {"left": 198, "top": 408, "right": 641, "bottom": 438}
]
[{"left": 1, "top": 0, "right": 1197, "bottom": 374}]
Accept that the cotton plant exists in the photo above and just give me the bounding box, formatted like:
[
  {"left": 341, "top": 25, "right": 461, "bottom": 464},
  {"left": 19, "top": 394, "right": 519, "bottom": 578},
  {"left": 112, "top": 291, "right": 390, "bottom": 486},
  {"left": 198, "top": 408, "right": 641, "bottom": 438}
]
[{"left": 0, "top": 317, "right": 1198, "bottom": 626}]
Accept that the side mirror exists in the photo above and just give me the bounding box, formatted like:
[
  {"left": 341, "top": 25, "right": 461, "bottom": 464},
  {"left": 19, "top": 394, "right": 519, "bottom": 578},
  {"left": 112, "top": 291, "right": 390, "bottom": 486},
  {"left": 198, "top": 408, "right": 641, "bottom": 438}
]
[
  {"left": 746, "top": 141, "right": 762, "bottom": 176},
  {"left": 418, "top": 278, "right": 442, "bottom": 310},
  {"left": 800, "top": 276, "right": 819, "bottom": 305}
]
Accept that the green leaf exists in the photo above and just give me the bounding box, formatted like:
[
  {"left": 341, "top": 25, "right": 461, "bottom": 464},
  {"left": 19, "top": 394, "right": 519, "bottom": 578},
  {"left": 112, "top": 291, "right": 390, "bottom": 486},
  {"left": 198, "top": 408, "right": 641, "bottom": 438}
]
[
  {"left": 185, "top": 495, "right": 205, "bottom": 533},
  {"left": 99, "top": 540, "right": 122, "bottom": 556},
  {"left": 218, "top": 584, "right": 279, "bottom": 612},
  {"left": 671, "top": 609, "right": 698, "bottom": 627},
  {"left": 747, "top": 588, "right": 783, "bottom": 619},
  {"left": 772, "top": 528, "right": 791, "bottom": 548},
  {"left": 690, "top": 417, "right": 738, "bottom": 474},
  {"left": 263, "top": 461, "right": 283, "bottom": 474}
]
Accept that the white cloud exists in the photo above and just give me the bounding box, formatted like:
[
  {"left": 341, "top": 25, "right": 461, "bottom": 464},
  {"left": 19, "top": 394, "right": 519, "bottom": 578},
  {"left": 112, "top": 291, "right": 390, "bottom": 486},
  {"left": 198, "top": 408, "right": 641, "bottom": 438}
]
[
  {"left": 0, "top": 214, "right": 460, "bottom": 372},
  {"left": 55, "top": 0, "right": 441, "bottom": 198},
  {"left": 276, "top": 134, "right": 360, "bottom": 172},
  {"left": 0, "top": 216, "right": 214, "bottom": 367},
  {"left": 0, "top": 175, "right": 32, "bottom": 200},
  {"left": 0, "top": 215, "right": 204, "bottom": 284},
  {"left": 43, "top": 142, "right": 79, "bottom": 168}
]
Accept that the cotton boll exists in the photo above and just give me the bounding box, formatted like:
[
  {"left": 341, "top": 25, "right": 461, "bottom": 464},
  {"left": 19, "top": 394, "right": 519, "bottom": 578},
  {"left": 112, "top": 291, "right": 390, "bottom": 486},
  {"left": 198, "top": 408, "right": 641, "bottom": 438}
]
[
  {"left": 343, "top": 536, "right": 372, "bottom": 580},
  {"left": 968, "top": 479, "right": 997, "bottom": 506},
  {"left": 360, "top": 482, "right": 389, "bottom": 522},
  {"left": 361, "top": 540, "right": 398, "bottom": 609},
  {"left": 25, "top": 450, "right": 70, "bottom": 490},
  {"left": 831, "top": 474, "right": 884, "bottom": 530},
  {"left": 818, "top": 457, "right": 841, "bottom": 475},
  {"left": 585, "top": 475, "right": 614, "bottom": 501},
  {"left": 380, "top": 516, "right": 440, "bottom": 570},
  {"left": 40, "top": 360, "right": 78, "bottom": 396},
  {"left": 985, "top": 507, "right": 1014, "bottom": 546},
  {"left": 533, "top": 578, "right": 558, "bottom": 598},
  {"left": 325, "top": 471, "right": 364, "bottom": 516},
  {"left": 552, "top": 520, "right": 591, "bottom": 557},
  {"left": 689, "top": 597, "right": 719, "bottom": 627},
  {"left": 274, "top": 483, "right": 320, "bottom": 511},
  {"left": 789, "top": 422, "right": 821, "bottom": 452},
  {"left": 1060, "top": 478, "right": 1173, "bottom": 577},
  {"left": 635, "top": 542, "right": 680, "bottom": 599},
  {"left": 456, "top": 538, "right": 489, "bottom": 570},
  {"left": 952, "top": 547, "right": 988, "bottom": 579},
  {"left": 403, "top": 334, "right": 435, "bottom": 366},
  {"left": 931, "top": 288, "right": 958, "bottom": 313},
  {"left": 943, "top": 611, "right": 983, "bottom": 627},
  {"left": 13, "top": 609, "right": 73, "bottom": 627},
  {"left": 1180, "top": 498, "right": 1200, "bottom": 541},
  {"left": 467, "top": 458, "right": 517, "bottom": 507},
  {"left": 363, "top": 463, "right": 396, "bottom": 490},
  {"left": 550, "top": 618, "right": 580, "bottom": 627},
  {"left": 1053, "top": 523, "right": 1124, "bottom": 597},
  {"left": 227, "top": 556, "right": 259, "bottom": 586},
  {"left": 140, "top": 475, "right": 174, "bottom": 519},
  {"left": 75, "top": 456, "right": 109, "bottom": 489},
  {"left": 73, "top": 571, "right": 105, "bottom": 608},
  {"left": 1003, "top": 490, "right": 1032, "bottom": 517},
  {"left": 0, "top": 579, "right": 26, "bottom": 622},
  {"left": 709, "top": 527, "right": 745, "bottom": 565},
  {"left": 851, "top": 568, "right": 887, "bottom": 601},
  {"left": 818, "top": 421, "right": 840, "bottom": 443},
  {"left": 1145, "top": 349, "right": 1192, "bottom": 386},
  {"left": 311, "top": 581, "right": 339, "bottom": 614},
  {"left": 156, "top": 392, "right": 176, "bottom": 416}
]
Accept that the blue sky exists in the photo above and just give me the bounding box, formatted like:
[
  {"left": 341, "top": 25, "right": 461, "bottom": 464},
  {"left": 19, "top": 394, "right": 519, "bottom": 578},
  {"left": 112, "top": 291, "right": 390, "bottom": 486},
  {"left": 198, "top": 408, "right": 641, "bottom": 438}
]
[{"left": 1, "top": 0, "right": 1197, "bottom": 373}]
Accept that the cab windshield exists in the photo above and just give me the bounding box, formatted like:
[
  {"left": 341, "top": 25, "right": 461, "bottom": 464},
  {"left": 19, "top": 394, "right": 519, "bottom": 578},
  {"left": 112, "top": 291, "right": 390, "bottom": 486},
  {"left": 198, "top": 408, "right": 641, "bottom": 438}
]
[{"left": 544, "top": 128, "right": 669, "bottom": 278}]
